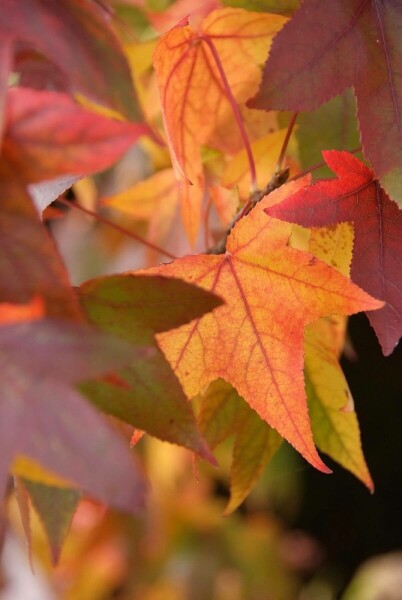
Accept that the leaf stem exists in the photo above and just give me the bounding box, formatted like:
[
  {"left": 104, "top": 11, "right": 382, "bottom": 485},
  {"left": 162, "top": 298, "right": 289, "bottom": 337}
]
[
  {"left": 200, "top": 35, "right": 257, "bottom": 192},
  {"left": 206, "top": 167, "right": 289, "bottom": 255},
  {"left": 57, "top": 197, "right": 177, "bottom": 261},
  {"left": 276, "top": 112, "right": 298, "bottom": 171}
]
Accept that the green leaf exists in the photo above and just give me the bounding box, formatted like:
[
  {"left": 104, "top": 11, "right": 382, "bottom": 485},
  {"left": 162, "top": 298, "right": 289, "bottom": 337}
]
[
  {"left": 198, "top": 380, "right": 282, "bottom": 513},
  {"left": 222, "top": 0, "right": 299, "bottom": 16},
  {"left": 297, "top": 91, "right": 360, "bottom": 178},
  {"left": 22, "top": 480, "right": 80, "bottom": 565},
  {"left": 79, "top": 275, "right": 223, "bottom": 463}
]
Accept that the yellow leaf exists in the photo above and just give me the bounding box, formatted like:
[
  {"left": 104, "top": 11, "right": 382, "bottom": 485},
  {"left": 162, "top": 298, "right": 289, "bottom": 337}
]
[
  {"left": 221, "top": 129, "right": 288, "bottom": 199},
  {"left": 12, "top": 456, "right": 72, "bottom": 488},
  {"left": 198, "top": 379, "right": 282, "bottom": 514},
  {"left": 304, "top": 223, "right": 373, "bottom": 489}
]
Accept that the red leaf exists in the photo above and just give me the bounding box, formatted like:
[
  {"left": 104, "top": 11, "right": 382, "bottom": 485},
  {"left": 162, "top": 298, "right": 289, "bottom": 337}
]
[
  {"left": 0, "top": 318, "right": 149, "bottom": 512},
  {"left": 0, "top": 185, "right": 82, "bottom": 319},
  {"left": 2, "top": 88, "right": 148, "bottom": 184},
  {"left": 266, "top": 151, "right": 402, "bottom": 355},
  {"left": 249, "top": 0, "right": 402, "bottom": 205},
  {"left": 0, "top": 0, "right": 139, "bottom": 120}
]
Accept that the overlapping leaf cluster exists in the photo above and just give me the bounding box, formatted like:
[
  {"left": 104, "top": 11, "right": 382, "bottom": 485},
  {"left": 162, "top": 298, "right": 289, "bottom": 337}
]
[{"left": 0, "top": 0, "right": 401, "bottom": 563}]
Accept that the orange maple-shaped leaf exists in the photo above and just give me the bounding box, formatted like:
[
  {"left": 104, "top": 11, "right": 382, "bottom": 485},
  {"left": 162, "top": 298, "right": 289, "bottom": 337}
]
[
  {"left": 142, "top": 179, "right": 383, "bottom": 472},
  {"left": 153, "top": 7, "right": 286, "bottom": 183}
]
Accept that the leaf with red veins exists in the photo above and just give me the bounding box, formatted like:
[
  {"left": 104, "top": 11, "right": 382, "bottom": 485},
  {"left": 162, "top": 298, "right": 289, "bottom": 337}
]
[
  {"left": 2, "top": 88, "right": 148, "bottom": 184},
  {"left": 137, "top": 179, "right": 383, "bottom": 472},
  {"left": 249, "top": 0, "right": 402, "bottom": 206},
  {"left": 0, "top": 0, "right": 139, "bottom": 121},
  {"left": 266, "top": 151, "right": 402, "bottom": 356},
  {"left": 153, "top": 7, "right": 287, "bottom": 183}
]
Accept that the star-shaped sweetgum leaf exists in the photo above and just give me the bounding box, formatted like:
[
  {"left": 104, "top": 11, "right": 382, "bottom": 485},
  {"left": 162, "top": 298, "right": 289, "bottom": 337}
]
[
  {"left": 266, "top": 151, "right": 402, "bottom": 356},
  {"left": 249, "top": 0, "right": 402, "bottom": 206},
  {"left": 137, "top": 179, "right": 383, "bottom": 472},
  {"left": 0, "top": 314, "right": 150, "bottom": 513}
]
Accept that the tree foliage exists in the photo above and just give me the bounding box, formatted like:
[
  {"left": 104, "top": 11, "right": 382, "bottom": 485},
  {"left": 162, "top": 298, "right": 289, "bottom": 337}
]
[{"left": 0, "top": 0, "right": 401, "bottom": 585}]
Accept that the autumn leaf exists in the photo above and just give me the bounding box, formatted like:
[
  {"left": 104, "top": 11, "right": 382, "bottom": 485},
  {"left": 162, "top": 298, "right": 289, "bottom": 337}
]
[
  {"left": 153, "top": 7, "right": 287, "bottom": 183},
  {"left": 208, "top": 184, "right": 239, "bottom": 227},
  {"left": 137, "top": 179, "right": 383, "bottom": 471},
  {"left": 1, "top": 88, "right": 148, "bottom": 184},
  {"left": 104, "top": 168, "right": 177, "bottom": 222},
  {"left": 104, "top": 169, "right": 232, "bottom": 253},
  {"left": 222, "top": 0, "right": 299, "bottom": 15},
  {"left": 15, "top": 477, "right": 80, "bottom": 565},
  {"left": 0, "top": 295, "right": 43, "bottom": 325},
  {"left": 125, "top": 40, "right": 161, "bottom": 130},
  {"left": 0, "top": 315, "right": 150, "bottom": 512},
  {"left": 79, "top": 275, "right": 223, "bottom": 462},
  {"left": 302, "top": 224, "right": 373, "bottom": 490},
  {"left": 29, "top": 175, "right": 81, "bottom": 213},
  {"left": 198, "top": 379, "right": 282, "bottom": 514},
  {"left": 0, "top": 0, "right": 139, "bottom": 121},
  {"left": 147, "top": 0, "right": 221, "bottom": 32},
  {"left": 0, "top": 187, "right": 82, "bottom": 319},
  {"left": 266, "top": 151, "right": 402, "bottom": 356},
  {"left": 221, "top": 129, "right": 289, "bottom": 199},
  {"left": 249, "top": 0, "right": 402, "bottom": 206},
  {"left": 104, "top": 168, "right": 179, "bottom": 261}
]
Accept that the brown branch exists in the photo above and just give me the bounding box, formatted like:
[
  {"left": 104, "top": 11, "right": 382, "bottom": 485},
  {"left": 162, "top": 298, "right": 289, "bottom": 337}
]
[
  {"left": 57, "top": 197, "right": 177, "bottom": 261},
  {"left": 206, "top": 167, "right": 289, "bottom": 255}
]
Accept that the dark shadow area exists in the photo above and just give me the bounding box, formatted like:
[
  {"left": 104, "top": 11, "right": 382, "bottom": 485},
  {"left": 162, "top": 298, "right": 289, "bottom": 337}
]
[{"left": 295, "top": 313, "right": 402, "bottom": 593}]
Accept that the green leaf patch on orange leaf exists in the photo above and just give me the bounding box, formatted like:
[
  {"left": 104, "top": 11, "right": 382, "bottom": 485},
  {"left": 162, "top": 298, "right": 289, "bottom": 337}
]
[{"left": 138, "top": 178, "right": 383, "bottom": 472}]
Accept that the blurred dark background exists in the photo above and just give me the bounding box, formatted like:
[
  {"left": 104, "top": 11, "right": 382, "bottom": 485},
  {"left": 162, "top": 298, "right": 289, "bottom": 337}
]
[{"left": 295, "top": 313, "right": 402, "bottom": 595}]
